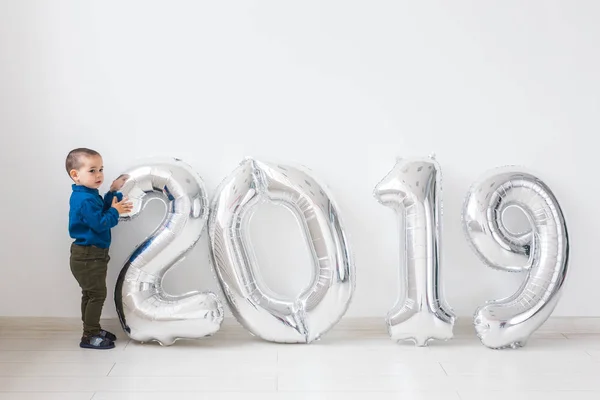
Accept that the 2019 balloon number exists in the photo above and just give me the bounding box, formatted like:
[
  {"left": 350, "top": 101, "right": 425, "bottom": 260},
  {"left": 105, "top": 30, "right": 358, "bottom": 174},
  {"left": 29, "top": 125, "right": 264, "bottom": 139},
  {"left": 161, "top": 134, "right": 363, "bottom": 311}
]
[{"left": 114, "top": 156, "right": 569, "bottom": 350}]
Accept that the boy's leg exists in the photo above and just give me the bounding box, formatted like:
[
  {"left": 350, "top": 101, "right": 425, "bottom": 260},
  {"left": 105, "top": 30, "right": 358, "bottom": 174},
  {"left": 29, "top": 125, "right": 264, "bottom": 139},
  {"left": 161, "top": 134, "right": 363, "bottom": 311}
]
[
  {"left": 70, "top": 245, "right": 108, "bottom": 337},
  {"left": 95, "top": 252, "right": 118, "bottom": 342},
  {"left": 70, "top": 244, "right": 90, "bottom": 335},
  {"left": 82, "top": 254, "right": 108, "bottom": 337}
]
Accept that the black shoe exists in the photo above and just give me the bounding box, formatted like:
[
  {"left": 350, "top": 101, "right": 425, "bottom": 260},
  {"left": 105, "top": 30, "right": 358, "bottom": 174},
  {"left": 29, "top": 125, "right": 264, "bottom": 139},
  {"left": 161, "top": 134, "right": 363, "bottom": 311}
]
[
  {"left": 100, "top": 329, "right": 117, "bottom": 341},
  {"left": 80, "top": 335, "right": 115, "bottom": 350}
]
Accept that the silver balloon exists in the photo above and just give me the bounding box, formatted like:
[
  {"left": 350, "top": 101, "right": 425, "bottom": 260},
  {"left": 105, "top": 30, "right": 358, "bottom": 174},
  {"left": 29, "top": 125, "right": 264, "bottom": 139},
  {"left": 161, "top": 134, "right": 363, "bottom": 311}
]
[
  {"left": 373, "top": 156, "right": 456, "bottom": 346},
  {"left": 115, "top": 158, "right": 224, "bottom": 345},
  {"left": 208, "top": 158, "right": 355, "bottom": 343},
  {"left": 463, "top": 166, "right": 569, "bottom": 349}
]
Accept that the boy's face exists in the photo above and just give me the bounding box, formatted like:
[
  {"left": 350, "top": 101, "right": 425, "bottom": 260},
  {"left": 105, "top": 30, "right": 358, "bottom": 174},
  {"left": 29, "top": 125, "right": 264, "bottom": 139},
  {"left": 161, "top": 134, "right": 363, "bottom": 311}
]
[{"left": 70, "top": 155, "right": 104, "bottom": 189}]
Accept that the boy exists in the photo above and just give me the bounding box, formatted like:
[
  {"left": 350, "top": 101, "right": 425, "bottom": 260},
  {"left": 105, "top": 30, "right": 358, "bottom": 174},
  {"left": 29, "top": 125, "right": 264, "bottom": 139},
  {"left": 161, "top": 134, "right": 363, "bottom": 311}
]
[{"left": 65, "top": 148, "right": 132, "bottom": 349}]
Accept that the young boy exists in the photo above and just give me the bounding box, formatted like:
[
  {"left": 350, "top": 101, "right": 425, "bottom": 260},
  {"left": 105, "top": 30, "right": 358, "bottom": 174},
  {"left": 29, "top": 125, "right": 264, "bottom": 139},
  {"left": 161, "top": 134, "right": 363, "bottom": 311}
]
[{"left": 65, "top": 148, "right": 132, "bottom": 349}]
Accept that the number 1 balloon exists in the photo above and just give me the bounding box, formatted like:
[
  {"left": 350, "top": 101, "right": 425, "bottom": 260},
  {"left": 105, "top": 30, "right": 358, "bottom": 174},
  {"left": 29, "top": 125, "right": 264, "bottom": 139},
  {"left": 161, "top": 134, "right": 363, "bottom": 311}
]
[{"left": 373, "top": 156, "right": 456, "bottom": 346}]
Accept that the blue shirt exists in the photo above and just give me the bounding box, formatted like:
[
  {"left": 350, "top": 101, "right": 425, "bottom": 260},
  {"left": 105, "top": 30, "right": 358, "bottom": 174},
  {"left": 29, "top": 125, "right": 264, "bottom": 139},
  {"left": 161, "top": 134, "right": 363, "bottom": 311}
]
[{"left": 69, "top": 184, "right": 123, "bottom": 248}]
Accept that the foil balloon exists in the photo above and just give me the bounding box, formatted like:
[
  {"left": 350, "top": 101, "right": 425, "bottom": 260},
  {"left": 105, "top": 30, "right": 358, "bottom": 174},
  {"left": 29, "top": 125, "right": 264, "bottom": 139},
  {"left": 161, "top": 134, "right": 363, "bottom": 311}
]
[
  {"left": 208, "top": 158, "right": 355, "bottom": 343},
  {"left": 373, "top": 156, "right": 456, "bottom": 346},
  {"left": 114, "top": 158, "right": 224, "bottom": 345},
  {"left": 463, "top": 166, "right": 569, "bottom": 349}
]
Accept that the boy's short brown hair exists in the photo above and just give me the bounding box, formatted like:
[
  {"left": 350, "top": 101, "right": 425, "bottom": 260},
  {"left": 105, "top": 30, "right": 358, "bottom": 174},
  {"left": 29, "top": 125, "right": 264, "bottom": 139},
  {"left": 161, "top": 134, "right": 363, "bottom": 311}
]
[{"left": 65, "top": 148, "right": 101, "bottom": 175}]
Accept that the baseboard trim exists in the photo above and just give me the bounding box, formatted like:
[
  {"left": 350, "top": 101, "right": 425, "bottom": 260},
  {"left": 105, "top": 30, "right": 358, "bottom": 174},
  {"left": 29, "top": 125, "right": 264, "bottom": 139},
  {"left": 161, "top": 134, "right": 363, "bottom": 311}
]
[{"left": 1, "top": 316, "right": 599, "bottom": 334}]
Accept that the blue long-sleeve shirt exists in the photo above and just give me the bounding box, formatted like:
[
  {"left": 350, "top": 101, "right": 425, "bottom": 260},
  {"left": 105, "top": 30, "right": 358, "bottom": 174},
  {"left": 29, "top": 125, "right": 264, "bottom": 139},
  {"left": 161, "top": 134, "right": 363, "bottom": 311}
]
[{"left": 69, "top": 184, "right": 123, "bottom": 248}]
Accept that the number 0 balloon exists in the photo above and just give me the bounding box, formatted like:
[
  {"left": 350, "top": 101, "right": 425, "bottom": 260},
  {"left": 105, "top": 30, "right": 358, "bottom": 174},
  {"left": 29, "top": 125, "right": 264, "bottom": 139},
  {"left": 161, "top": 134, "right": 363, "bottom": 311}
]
[
  {"left": 209, "top": 158, "right": 355, "bottom": 343},
  {"left": 115, "top": 158, "right": 224, "bottom": 345}
]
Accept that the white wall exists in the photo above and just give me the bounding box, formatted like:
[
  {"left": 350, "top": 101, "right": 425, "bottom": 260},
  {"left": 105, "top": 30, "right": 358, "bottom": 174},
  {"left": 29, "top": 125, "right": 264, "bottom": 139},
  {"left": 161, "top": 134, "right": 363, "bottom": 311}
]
[{"left": 0, "top": 1, "right": 597, "bottom": 320}]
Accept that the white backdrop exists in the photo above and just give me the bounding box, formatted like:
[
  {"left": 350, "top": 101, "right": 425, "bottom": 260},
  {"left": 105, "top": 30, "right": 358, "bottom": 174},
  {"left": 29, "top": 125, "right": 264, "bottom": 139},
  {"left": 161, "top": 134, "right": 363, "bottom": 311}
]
[{"left": 0, "top": 1, "right": 597, "bottom": 320}]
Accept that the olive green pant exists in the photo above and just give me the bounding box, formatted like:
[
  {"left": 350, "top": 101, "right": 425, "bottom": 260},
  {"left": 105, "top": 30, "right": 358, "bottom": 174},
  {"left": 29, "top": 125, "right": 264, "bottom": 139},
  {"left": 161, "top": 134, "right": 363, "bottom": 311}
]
[{"left": 70, "top": 244, "right": 110, "bottom": 337}]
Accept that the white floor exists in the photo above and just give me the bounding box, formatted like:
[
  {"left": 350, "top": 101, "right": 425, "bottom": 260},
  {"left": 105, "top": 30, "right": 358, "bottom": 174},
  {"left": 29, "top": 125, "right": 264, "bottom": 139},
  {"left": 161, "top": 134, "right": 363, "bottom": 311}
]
[{"left": 1, "top": 319, "right": 600, "bottom": 399}]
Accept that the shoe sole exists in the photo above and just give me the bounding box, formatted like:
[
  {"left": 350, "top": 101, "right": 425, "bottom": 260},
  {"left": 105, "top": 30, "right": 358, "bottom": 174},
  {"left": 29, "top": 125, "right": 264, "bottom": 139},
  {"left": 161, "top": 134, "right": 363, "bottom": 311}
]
[{"left": 79, "top": 343, "right": 115, "bottom": 350}]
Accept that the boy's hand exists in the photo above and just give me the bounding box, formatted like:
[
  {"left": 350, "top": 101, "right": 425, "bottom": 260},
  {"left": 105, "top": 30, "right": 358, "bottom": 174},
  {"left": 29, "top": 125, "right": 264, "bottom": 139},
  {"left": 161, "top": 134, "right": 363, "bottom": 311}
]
[
  {"left": 110, "top": 174, "right": 130, "bottom": 192},
  {"left": 112, "top": 197, "right": 133, "bottom": 215}
]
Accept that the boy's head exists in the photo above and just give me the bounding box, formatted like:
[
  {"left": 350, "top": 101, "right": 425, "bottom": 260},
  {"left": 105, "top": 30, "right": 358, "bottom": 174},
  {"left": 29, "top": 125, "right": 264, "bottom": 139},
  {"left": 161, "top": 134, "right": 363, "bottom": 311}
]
[{"left": 66, "top": 148, "right": 104, "bottom": 189}]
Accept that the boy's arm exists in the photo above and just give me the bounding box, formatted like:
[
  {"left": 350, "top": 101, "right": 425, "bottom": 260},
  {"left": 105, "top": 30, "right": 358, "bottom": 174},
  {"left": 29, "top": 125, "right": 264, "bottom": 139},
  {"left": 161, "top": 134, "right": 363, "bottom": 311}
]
[
  {"left": 81, "top": 198, "right": 120, "bottom": 233},
  {"left": 103, "top": 191, "right": 124, "bottom": 211}
]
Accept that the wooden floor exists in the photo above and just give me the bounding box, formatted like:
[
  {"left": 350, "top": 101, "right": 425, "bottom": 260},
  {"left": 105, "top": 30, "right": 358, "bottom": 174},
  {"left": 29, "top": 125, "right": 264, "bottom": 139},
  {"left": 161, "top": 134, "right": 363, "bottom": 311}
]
[{"left": 1, "top": 318, "right": 600, "bottom": 399}]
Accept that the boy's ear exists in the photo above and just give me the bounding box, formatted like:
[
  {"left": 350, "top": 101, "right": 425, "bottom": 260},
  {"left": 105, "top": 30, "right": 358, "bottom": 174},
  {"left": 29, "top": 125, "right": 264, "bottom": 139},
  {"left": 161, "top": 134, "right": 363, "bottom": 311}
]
[{"left": 69, "top": 169, "right": 78, "bottom": 181}]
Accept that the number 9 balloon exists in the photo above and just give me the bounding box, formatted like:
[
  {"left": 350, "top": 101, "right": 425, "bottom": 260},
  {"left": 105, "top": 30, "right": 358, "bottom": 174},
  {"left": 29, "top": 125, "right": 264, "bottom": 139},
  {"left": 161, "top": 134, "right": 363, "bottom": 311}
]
[
  {"left": 462, "top": 166, "right": 569, "bottom": 349},
  {"left": 114, "top": 158, "right": 224, "bottom": 346}
]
